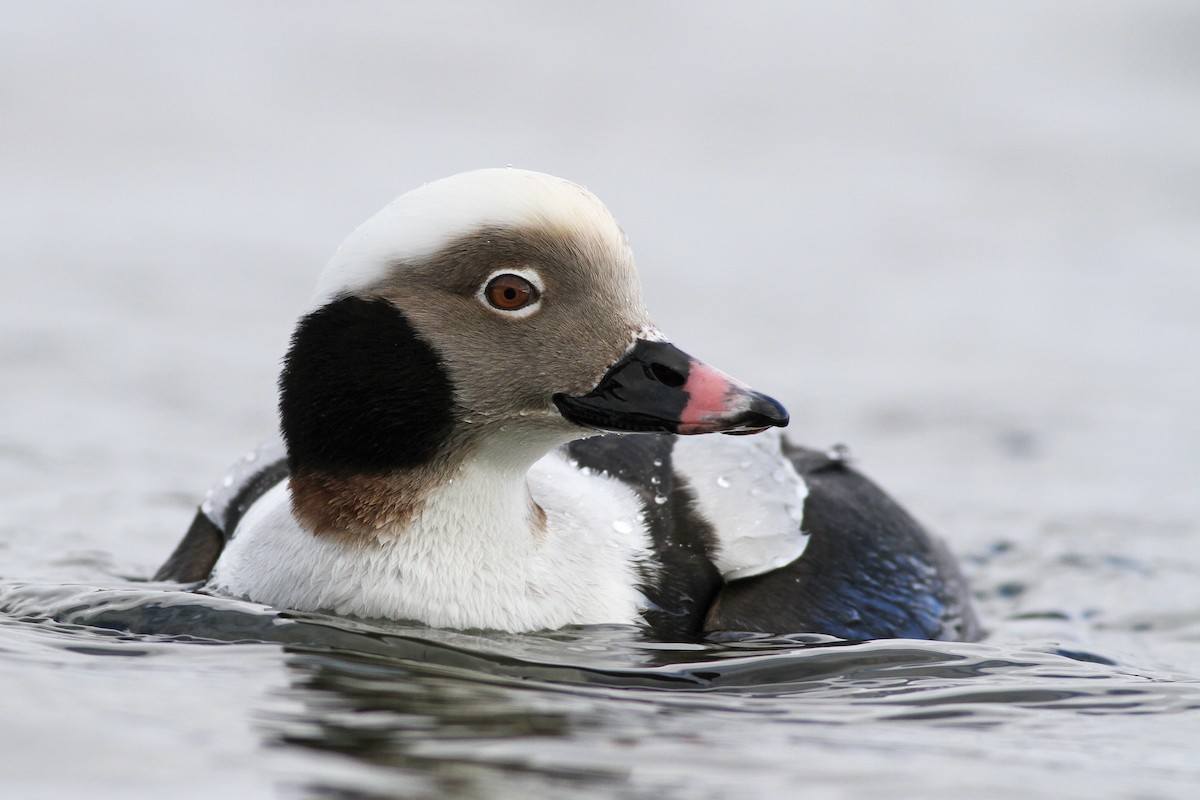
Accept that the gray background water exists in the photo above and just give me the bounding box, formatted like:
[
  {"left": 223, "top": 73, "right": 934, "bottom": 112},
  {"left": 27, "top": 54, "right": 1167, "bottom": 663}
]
[{"left": 2, "top": 2, "right": 1198, "bottom": 798}]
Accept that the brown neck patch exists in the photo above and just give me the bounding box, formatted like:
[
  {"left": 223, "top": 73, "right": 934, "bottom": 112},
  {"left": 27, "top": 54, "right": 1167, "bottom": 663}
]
[
  {"left": 289, "top": 465, "right": 447, "bottom": 542},
  {"left": 288, "top": 428, "right": 489, "bottom": 541}
]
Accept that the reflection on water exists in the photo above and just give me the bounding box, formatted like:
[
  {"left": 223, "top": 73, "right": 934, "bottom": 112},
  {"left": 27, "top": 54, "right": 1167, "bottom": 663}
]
[{"left": 4, "top": 581, "right": 1199, "bottom": 799}]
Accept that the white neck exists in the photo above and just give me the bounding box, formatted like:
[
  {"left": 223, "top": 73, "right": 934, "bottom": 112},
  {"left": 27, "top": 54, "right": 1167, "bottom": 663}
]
[{"left": 408, "top": 441, "right": 547, "bottom": 553}]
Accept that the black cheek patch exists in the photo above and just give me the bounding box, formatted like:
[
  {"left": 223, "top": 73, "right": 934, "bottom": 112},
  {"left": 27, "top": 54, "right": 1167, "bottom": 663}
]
[{"left": 280, "top": 296, "right": 456, "bottom": 475}]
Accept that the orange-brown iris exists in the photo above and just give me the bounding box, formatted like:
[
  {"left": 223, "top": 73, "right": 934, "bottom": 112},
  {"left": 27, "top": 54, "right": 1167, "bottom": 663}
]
[{"left": 485, "top": 273, "right": 539, "bottom": 311}]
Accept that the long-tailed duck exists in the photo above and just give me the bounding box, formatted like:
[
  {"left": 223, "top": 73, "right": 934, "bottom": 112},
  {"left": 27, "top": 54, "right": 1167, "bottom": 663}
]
[{"left": 156, "top": 168, "right": 978, "bottom": 641}]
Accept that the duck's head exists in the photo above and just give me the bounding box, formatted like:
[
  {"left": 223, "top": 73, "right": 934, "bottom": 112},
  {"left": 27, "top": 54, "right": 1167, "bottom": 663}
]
[{"left": 280, "top": 169, "right": 788, "bottom": 479}]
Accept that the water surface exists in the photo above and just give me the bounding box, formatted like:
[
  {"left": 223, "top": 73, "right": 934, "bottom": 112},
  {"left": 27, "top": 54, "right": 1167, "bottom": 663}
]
[{"left": 2, "top": 2, "right": 1198, "bottom": 798}]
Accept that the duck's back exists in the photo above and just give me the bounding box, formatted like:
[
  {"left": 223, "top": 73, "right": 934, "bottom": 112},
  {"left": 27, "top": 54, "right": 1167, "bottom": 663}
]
[
  {"left": 707, "top": 442, "right": 977, "bottom": 640},
  {"left": 567, "top": 432, "right": 979, "bottom": 642}
]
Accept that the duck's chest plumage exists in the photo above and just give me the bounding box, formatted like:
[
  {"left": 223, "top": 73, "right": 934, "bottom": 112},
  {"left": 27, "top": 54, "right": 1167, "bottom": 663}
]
[{"left": 204, "top": 446, "right": 657, "bottom": 631}]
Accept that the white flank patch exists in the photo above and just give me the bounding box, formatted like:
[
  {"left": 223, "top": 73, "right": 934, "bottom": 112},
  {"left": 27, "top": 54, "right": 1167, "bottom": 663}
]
[
  {"left": 671, "top": 429, "right": 810, "bottom": 580},
  {"left": 312, "top": 168, "right": 630, "bottom": 307}
]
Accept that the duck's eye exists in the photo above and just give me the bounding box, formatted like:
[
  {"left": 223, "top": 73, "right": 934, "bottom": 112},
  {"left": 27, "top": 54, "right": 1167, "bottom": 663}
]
[{"left": 484, "top": 273, "right": 539, "bottom": 311}]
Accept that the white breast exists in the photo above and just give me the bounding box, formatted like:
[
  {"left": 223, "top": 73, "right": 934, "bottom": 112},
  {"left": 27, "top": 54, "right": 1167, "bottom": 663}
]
[{"left": 206, "top": 449, "right": 653, "bottom": 631}]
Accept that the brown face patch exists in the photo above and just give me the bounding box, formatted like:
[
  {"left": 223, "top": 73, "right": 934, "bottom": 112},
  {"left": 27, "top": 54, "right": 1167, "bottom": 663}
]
[{"left": 372, "top": 224, "right": 652, "bottom": 426}]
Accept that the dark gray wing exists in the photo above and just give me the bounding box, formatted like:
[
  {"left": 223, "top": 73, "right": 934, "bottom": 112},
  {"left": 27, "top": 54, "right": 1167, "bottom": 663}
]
[
  {"left": 703, "top": 443, "right": 980, "bottom": 641},
  {"left": 154, "top": 439, "right": 290, "bottom": 582}
]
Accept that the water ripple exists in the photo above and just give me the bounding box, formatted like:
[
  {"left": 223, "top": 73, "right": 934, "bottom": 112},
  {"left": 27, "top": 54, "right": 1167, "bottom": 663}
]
[{"left": 4, "top": 579, "right": 1200, "bottom": 798}]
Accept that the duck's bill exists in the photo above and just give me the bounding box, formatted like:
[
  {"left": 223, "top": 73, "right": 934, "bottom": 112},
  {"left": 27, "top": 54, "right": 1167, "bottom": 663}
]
[{"left": 552, "top": 339, "right": 789, "bottom": 436}]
